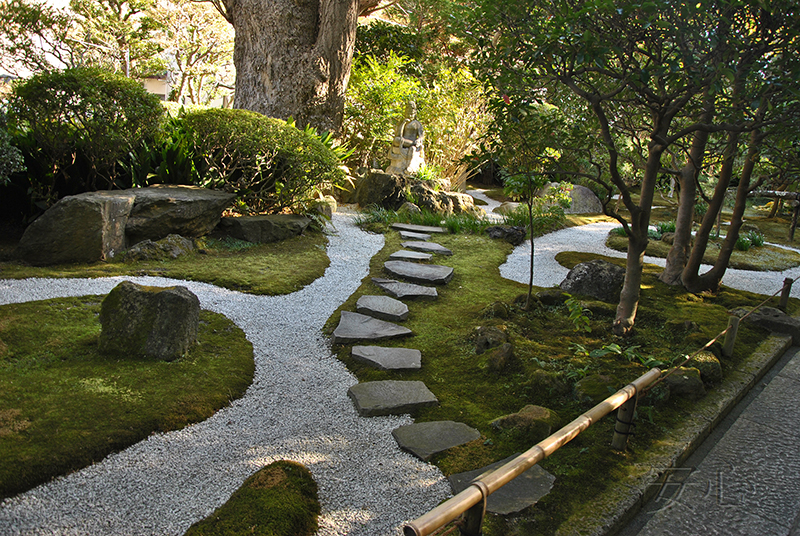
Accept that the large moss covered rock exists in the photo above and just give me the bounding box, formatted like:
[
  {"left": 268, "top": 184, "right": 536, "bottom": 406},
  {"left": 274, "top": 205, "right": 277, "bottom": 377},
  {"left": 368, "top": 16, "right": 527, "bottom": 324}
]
[
  {"left": 17, "top": 191, "right": 135, "bottom": 266},
  {"left": 99, "top": 280, "right": 200, "bottom": 361}
]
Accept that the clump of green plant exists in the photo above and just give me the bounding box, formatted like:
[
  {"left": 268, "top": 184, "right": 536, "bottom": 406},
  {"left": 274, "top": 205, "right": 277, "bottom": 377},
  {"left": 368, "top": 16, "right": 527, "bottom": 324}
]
[
  {"left": 185, "top": 461, "right": 320, "bottom": 536},
  {"left": 655, "top": 221, "right": 676, "bottom": 235},
  {"left": 181, "top": 108, "right": 345, "bottom": 215},
  {"left": 746, "top": 230, "right": 765, "bottom": 247},
  {"left": 564, "top": 294, "right": 591, "bottom": 333},
  {"left": 735, "top": 235, "right": 751, "bottom": 251},
  {"left": 7, "top": 67, "right": 164, "bottom": 204},
  {"left": 611, "top": 226, "right": 628, "bottom": 237},
  {"left": 0, "top": 110, "right": 25, "bottom": 186}
]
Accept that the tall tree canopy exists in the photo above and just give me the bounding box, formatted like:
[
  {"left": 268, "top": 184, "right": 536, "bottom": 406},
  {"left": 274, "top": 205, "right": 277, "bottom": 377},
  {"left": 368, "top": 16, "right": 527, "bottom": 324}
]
[{"left": 471, "top": 0, "right": 799, "bottom": 334}]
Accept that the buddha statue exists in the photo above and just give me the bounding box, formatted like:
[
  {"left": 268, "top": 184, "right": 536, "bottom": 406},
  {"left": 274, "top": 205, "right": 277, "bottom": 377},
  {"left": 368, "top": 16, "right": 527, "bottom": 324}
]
[{"left": 386, "top": 101, "right": 425, "bottom": 175}]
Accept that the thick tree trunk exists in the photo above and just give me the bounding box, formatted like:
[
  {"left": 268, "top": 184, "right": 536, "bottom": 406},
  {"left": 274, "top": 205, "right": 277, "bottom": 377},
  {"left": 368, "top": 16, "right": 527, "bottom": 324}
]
[
  {"left": 227, "top": 0, "right": 360, "bottom": 134},
  {"left": 660, "top": 97, "right": 714, "bottom": 285},
  {"left": 683, "top": 114, "right": 764, "bottom": 293}
]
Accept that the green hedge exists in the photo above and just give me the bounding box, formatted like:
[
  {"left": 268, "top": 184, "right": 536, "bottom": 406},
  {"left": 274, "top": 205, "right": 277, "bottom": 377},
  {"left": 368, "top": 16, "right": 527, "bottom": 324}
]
[{"left": 181, "top": 109, "right": 345, "bottom": 214}]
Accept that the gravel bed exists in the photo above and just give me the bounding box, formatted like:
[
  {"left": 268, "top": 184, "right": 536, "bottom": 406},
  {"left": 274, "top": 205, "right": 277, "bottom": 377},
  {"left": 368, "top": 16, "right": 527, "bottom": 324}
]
[
  {"left": 500, "top": 221, "right": 800, "bottom": 298},
  {"left": 0, "top": 213, "right": 451, "bottom": 536}
]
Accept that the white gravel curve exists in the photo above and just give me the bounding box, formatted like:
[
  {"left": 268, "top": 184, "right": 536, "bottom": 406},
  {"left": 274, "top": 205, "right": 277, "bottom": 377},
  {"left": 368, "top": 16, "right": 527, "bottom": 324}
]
[
  {"left": 0, "top": 212, "right": 451, "bottom": 536},
  {"left": 500, "top": 221, "right": 800, "bottom": 298}
]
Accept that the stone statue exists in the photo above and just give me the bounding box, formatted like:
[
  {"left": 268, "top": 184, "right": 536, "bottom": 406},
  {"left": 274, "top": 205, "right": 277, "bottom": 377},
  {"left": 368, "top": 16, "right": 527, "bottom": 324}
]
[{"left": 386, "top": 101, "right": 425, "bottom": 175}]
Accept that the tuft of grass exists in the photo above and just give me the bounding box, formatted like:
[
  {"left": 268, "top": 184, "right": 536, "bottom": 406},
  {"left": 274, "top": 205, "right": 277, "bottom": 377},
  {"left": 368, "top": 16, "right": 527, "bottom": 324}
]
[
  {"left": 0, "top": 297, "right": 255, "bottom": 499},
  {"left": 185, "top": 460, "right": 320, "bottom": 536},
  {"left": 0, "top": 232, "right": 330, "bottom": 295}
]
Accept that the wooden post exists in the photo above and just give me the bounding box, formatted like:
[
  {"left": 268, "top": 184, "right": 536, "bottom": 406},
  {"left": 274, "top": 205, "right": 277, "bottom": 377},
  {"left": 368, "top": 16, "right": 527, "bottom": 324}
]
[
  {"left": 780, "top": 277, "right": 793, "bottom": 312},
  {"left": 611, "top": 396, "right": 637, "bottom": 451},
  {"left": 723, "top": 316, "right": 740, "bottom": 358},
  {"left": 459, "top": 482, "right": 487, "bottom": 536}
]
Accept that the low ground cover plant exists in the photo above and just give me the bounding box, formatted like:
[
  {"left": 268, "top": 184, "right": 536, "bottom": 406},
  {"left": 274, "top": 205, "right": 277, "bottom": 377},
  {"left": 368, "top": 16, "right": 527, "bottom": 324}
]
[
  {"left": 0, "top": 232, "right": 330, "bottom": 296},
  {"left": 0, "top": 296, "right": 255, "bottom": 499},
  {"left": 328, "top": 229, "right": 782, "bottom": 536}
]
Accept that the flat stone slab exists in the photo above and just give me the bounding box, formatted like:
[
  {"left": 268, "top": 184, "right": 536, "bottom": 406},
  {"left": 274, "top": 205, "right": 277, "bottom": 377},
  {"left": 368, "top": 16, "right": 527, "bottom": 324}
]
[
  {"left": 372, "top": 278, "right": 438, "bottom": 300},
  {"left": 331, "top": 311, "right": 412, "bottom": 345},
  {"left": 392, "top": 223, "right": 447, "bottom": 234},
  {"left": 732, "top": 306, "right": 800, "bottom": 344},
  {"left": 392, "top": 421, "right": 481, "bottom": 461},
  {"left": 384, "top": 260, "right": 454, "bottom": 285},
  {"left": 389, "top": 250, "right": 433, "bottom": 262},
  {"left": 356, "top": 295, "right": 409, "bottom": 322},
  {"left": 351, "top": 345, "right": 421, "bottom": 371},
  {"left": 401, "top": 241, "right": 453, "bottom": 256},
  {"left": 399, "top": 230, "right": 431, "bottom": 241},
  {"left": 449, "top": 454, "right": 556, "bottom": 515},
  {"left": 348, "top": 380, "right": 438, "bottom": 416}
]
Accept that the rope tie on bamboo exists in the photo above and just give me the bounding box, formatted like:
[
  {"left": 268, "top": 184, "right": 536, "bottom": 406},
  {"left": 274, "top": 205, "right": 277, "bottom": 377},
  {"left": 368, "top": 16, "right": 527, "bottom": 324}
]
[
  {"left": 642, "top": 274, "right": 800, "bottom": 396},
  {"left": 614, "top": 415, "right": 636, "bottom": 436}
]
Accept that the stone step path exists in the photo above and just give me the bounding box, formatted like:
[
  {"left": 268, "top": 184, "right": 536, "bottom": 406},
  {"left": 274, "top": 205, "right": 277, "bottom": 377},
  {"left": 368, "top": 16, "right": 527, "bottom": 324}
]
[
  {"left": 449, "top": 454, "right": 556, "bottom": 515},
  {"left": 402, "top": 240, "right": 453, "bottom": 256},
  {"left": 372, "top": 278, "right": 438, "bottom": 300},
  {"left": 392, "top": 421, "right": 481, "bottom": 461},
  {"left": 399, "top": 230, "right": 432, "bottom": 241},
  {"left": 337, "top": 224, "right": 538, "bottom": 489},
  {"left": 348, "top": 380, "right": 438, "bottom": 416},
  {"left": 389, "top": 250, "right": 433, "bottom": 262},
  {"left": 391, "top": 223, "right": 447, "bottom": 234},
  {"left": 384, "top": 260, "right": 454, "bottom": 285},
  {"left": 351, "top": 345, "right": 422, "bottom": 371},
  {"left": 356, "top": 295, "right": 409, "bottom": 322},
  {"left": 331, "top": 311, "right": 412, "bottom": 345}
]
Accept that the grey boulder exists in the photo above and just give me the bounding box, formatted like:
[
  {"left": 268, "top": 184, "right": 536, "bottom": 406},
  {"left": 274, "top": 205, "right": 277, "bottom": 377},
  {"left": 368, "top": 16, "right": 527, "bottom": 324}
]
[
  {"left": 99, "top": 280, "right": 200, "bottom": 361},
  {"left": 125, "top": 185, "right": 235, "bottom": 243},
  {"left": 219, "top": 214, "right": 311, "bottom": 244},
  {"left": 559, "top": 259, "right": 625, "bottom": 303},
  {"left": 17, "top": 191, "right": 135, "bottom": 266}
]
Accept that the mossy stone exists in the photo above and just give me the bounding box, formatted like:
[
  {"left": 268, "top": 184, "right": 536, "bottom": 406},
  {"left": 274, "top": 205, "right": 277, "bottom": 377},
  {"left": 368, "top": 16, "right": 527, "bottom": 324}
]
[
  {"left": 664, "top": 367, "right": 706, "bottom": 400},
  {"left": 689, "top": 350, "right": 723, "bottom": 384},
  {"left": 486, "top": 343, "right": 515, "bottom": 373},
  {"left": 491, "top": 405, "right": 561, "bottom": 445},
  {"left": 474, "top": 325, "right": 508, "bottom": 355}
]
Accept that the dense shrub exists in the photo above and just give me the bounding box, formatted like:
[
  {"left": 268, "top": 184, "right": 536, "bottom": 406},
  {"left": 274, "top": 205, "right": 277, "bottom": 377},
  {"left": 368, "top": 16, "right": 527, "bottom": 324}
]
[
  {"left": 181, "top": 108, "right": 345, "bottom": 214},
  {"left": 6, "top": 67, "right": 164, "bottom": 206},
  {"left": 0, "top": 111, "right": 25, "bottom": 186}
]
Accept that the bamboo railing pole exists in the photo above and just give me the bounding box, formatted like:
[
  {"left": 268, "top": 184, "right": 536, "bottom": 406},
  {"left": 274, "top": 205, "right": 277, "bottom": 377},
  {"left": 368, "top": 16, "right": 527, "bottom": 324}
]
[
  {"left": 611, "top": 396, "right": 637, "bottom": 451},
  {"left": 404, "top": 368, "right": 662, "bottom": 536},
  {"left": 780, "top": 277, "right": 793, "bottom": 312}
]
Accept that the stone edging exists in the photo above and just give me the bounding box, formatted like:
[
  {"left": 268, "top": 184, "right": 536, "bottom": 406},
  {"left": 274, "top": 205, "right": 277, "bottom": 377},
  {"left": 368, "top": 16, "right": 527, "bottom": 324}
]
[{"left": 554, "top": 333, "right": 793, "bottom": 536}]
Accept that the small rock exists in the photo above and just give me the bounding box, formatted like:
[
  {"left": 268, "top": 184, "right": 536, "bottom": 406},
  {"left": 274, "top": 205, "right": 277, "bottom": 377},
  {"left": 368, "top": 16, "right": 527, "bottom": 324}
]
[
  {"left": 490, "top": 405, "right": 561, "bottom": 444},
  {"left": 574, "top": 374, "right": 617, "bottom": 405},
  {"left": 559, "top": 260, "right": 625, "bottom": 303},
  {"left": 356, "top": 295, "right": 409, "bottom": 322},
  {"left": 664, "top": 367, "right": 706, "bottom": 400},
  {"left": 124, "top": 234, "right": 194, "bottom": 261},
  {"left": 486, "top": 343, "right": 515, "bottom": 373},
  {"left": 474, "top": 326, "right": 508, "bottom": 355},
  {"left": 485, "top": 225, "right": 526, "bottom": 246},
  {"left": 689, "top": 350, "right": 723, "bottom": 384}
]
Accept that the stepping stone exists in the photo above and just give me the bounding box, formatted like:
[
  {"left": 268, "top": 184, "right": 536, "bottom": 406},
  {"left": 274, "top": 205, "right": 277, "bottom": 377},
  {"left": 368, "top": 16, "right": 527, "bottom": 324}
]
[
  {"left": 348, "top": 380, "right": 438, "bottom": 416},
  {"left": 449, "top": 454, "right": 556, "bottom": 515},
  {"left": 351, "top": 345, "right": 421, "bottom": 371},
  {"left": 389, "top": 250, "right": 433, "bottom": 262},
  {"left": 399, "top": 230, "right": 431, "bottom": 241},
  {"left": 331, "top": 311, "right": 412, "bottom": 345},
  {"left": 384, "top": 260, "right": 454, "bottom": 285},
  {"left": 356, "top": 295, "right": 409, "bottom": 322},
  {"left": 392, "top": 421, "right": 481, "bottom": 461},
  {"left": 392, "top": 222, "right": 447, "bottom": 234},
  {"left": 401, "top": 241, "right": 453, "bottom": 256},
  {"left": 372, "top": 278, "right": 438, "bottom": 300}
]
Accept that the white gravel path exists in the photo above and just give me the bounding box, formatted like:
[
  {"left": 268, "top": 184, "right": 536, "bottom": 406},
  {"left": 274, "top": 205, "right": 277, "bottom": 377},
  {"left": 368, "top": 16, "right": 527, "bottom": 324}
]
[
  {"left": 500, "top": 221, "right": 800, "bottom": 298},
  {"left": 0, "top": 212, "right": 450, "bottom": 536},
  {"left": 2, "top": 212, "right": 799, "bottom": 536}
]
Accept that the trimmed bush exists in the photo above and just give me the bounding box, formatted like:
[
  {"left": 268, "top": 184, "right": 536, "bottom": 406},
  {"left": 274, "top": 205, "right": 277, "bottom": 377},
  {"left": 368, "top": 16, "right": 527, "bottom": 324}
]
[
  {"left": 181, "top": 109, "right": 345, "bottom": 214},
  {"left": 7, "top": 67, "right": 163, "bottom": 204},
  {"left": 735, "top": 235, "right": 751, "bottom": 251}
]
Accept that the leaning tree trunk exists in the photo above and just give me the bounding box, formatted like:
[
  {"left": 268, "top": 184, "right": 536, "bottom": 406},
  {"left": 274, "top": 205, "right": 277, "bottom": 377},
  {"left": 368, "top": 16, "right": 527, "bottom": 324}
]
[
  {"left": 226, "top": 0, "right": 374, "bottom": 134},
  {"left": 660, "top": 96, "right": 714, "bottom": 285}
]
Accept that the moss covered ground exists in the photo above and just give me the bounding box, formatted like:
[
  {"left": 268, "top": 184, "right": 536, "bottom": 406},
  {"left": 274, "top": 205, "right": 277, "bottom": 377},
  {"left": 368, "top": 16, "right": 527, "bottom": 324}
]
[
  {"left": 330, "top": 225, "right": 796, "bottom": 536},
  {"left": 0, "top": 297, "right": 255, "bottom": 500},
  {"left": 0, "top": 231, "right": 330, "bottom": 296}
]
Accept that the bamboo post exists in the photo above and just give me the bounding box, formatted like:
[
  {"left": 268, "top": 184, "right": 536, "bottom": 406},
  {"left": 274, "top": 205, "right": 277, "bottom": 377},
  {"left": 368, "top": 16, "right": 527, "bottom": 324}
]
[
  {"left": 611, "top": 396, "right": 637, "bottom": 451},
  {"left": 723, "top": 316, "right": 740, "bottom": 358},
  {"left": 459, "top": 482, "right": 488, "bottom": 536},
  {"left": 779, "top": 277, "right": 793, "bottom": 312}
]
